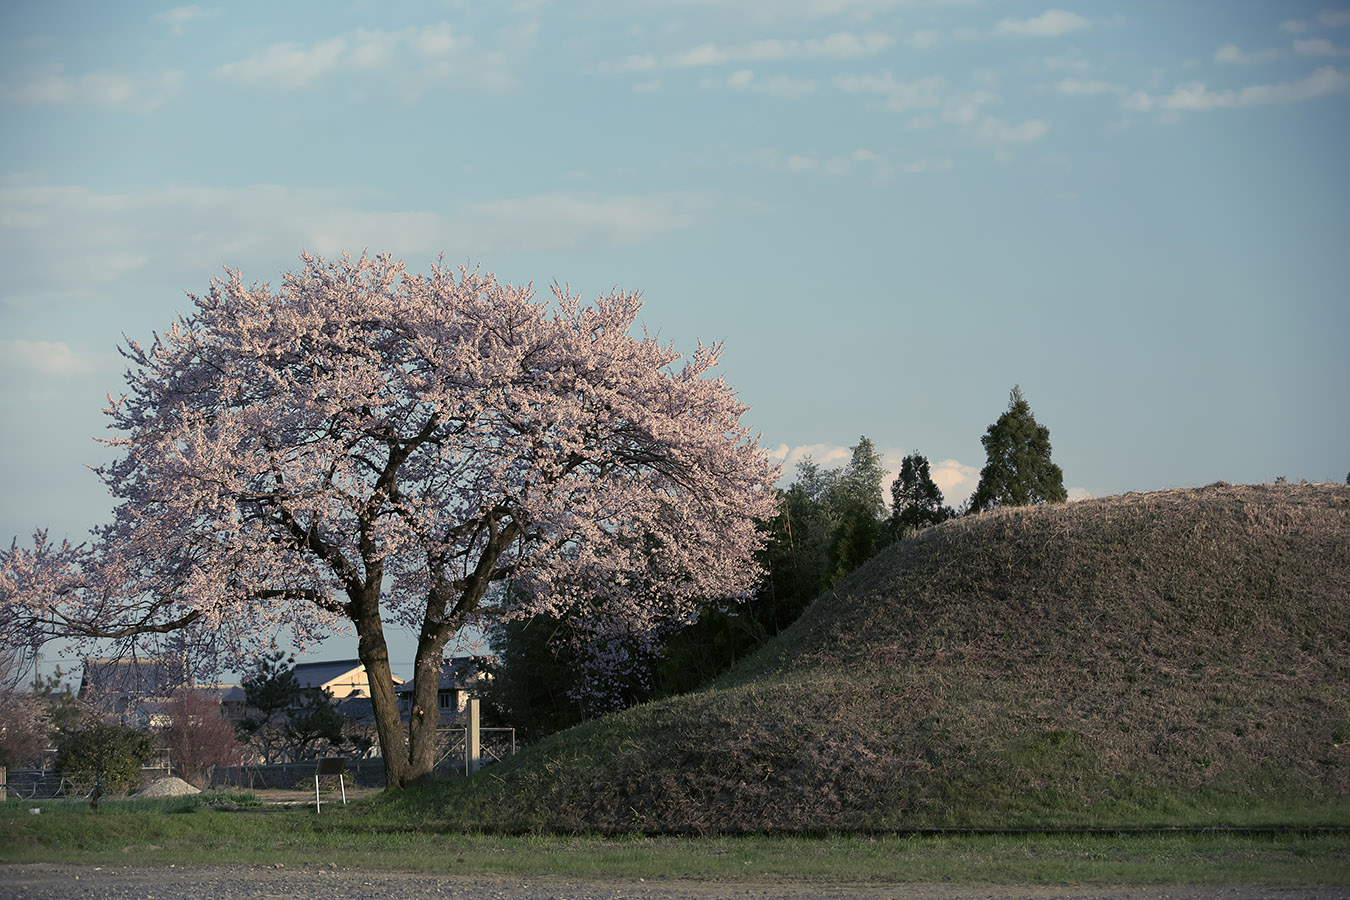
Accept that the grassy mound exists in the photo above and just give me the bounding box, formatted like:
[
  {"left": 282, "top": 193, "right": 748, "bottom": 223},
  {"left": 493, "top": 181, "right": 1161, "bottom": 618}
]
[{"left": 425, "top": 482, "right": 1350, "bottom": 833}]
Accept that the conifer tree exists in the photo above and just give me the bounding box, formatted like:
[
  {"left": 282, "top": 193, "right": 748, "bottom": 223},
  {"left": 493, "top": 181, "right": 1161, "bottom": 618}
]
[
  {"left": 968, "top": 386, "right": 1067, "bottom": 514},
  {"left": 888, "top": 452, "right": 952, "bottom": 537},
  {"left": 825, "top": 437, "right": 887, "bottom": 586}
]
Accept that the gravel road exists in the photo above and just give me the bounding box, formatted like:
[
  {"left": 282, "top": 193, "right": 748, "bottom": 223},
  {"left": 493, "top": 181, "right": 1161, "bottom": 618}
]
[{"left": 2, "top": 865, "right": 1346, "bottom": 900}]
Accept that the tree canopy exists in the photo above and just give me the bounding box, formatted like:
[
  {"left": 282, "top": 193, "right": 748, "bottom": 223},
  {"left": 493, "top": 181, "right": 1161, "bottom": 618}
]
[
  {"left": 888, "top": 452, "right": 952, "bottom": 536},
  {"left": 968, "top": 386, "right": 1067, "bottom": 514},
  {"left": 0, "top": 253, "right": 778, "bottom": 787}
]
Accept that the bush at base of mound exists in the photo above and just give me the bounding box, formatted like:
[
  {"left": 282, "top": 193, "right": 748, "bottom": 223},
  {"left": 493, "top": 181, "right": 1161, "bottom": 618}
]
[{"left": 414, "top": 482, "right": 1349, "bottom": 833}]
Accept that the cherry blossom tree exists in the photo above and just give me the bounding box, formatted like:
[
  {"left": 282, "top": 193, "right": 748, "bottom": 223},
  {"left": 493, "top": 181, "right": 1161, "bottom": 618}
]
[{"left": 0, "top": 253, "right": 779, "bottom": 787}]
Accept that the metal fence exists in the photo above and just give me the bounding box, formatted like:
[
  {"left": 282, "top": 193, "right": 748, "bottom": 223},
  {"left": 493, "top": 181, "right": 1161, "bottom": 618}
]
[
  {"left": 208, "top": 727, "right": 515, "bottom": 789},
  {"left": 0, "top": 763, "right": 175, "bottom": 801},
  {"left": 0, "top": 768, "right": 78, "bottom": 801},
  {"left": 437, "top": 726, "right": 517, "bottom": 776},
  {"left": 1, "top": 725, "right": 517, "bottom": 798},
  {"left": 210, "top": 758, "right": 389, "bottom": 790}
]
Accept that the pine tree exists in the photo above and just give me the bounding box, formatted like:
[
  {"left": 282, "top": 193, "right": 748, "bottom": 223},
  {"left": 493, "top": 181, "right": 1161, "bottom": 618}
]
[
  {"left": 968, "top": 386, "right": 1067, "bottom": 514},
  {"left": 888, "top": 452, "right": 952, "bottom": 537}
]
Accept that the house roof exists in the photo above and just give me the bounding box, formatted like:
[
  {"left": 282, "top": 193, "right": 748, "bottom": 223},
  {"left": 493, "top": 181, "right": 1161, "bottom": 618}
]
[
  {"left": 197, "top": 683, "right": 247, "bottom": 703},
  {"left": 79, "top": 656, "right": 187, "bottom": 699},
  {"left": 292, "top": 659, "right": 365, "bottom": 689},
  {"left": 394, "top": 657, "right": 484, "bottom": 695},
  {"left": 292, "top": 659, "right": 404, "bottom": 692}
]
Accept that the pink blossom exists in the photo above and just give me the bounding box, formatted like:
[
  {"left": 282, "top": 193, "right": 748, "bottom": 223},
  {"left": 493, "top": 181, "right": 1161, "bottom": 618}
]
[{"left": 1, "top": 253, "right": 779, "bottom": 786}]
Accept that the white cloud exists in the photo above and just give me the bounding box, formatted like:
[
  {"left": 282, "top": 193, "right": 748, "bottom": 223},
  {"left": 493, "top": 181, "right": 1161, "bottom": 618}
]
[
  {"left": 219, "top": 38, "right": 347, "bottom": 89},
  {"left": 1054, "top": 77, "right": 1117, "bottom": 95},
  {"left": 785, "top": 154, "right": 819, "bottom": 171},
  {"left": 940, "top": 88, "right": 1001, "bottom": 125},
  {"left": 824, "top": 148, "right": 891, "bottom": 177},
  {"left": 907, "top": 29, "right": 940, "bottom": 50},
  {"left": 1042, "top": 47, "right": 1093, "bottom": 72},
  {"left": 1279, "top": 19, "right": 1310, "bottom": 34},
  {"left": 1294, "top": 38, "right": 1350, "bottom": 57},
  {"left": 769, "top": 443, "right": 852, "bottom": 473},
  {"left": 154, "top": 5, "right": 220, "bottom": 36},
  {"left": 1124, "top": 65, "right": 1350, "bottom": 112},
  {"left": 833, "top": 71, "right": 947, "bottom": 112},
  {"left": 701, "top": 68, "right": 818, "bottom": 97},
  {"left": 1321, "top": 9, "right": 1350, "bottom": 26},
  {"left": 994, "top": 9, "right": 1090, "bottom": 38},
  {"left": 901, "top": 157, "right": 954, "bottom": 174},
  {"left": 0, "top": 64, "right": 183, "bottom": 112},
  {"left": 973, "top": 117, "right": 1050, "bottom": 144},
  {"left": 930, "top": 458, "right": 980, "bottom": 506},
  {"left": 0, "top": 340, "right": 98, "bottom": 378},
  {"left": 1214, "top": 43, "right": 1281, "bottom": 65},
  {"left": 626, "top": 0, "right": 932, "bottom": 28},
  {"left": 597, "top": 30, "right": 893, "bottom": 73},
  {"left": 1067, "top": 487, "right": 1092, "bottom": 502},
  {"left": 0, "top": 181, "right": 711, "bottom": 309},
  {"left": 217, "top": 23, "right": 516, "bottom": 95}
]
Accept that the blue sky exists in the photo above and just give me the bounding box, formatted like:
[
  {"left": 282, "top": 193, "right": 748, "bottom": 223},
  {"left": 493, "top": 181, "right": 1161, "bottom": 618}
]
[{"left": 2, "top": 1, "right": 1347, "bottom": 678}]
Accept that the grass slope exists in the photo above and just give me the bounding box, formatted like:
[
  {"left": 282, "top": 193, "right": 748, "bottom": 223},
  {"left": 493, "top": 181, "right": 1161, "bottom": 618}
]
[{"left": 427, "top": 483, "right": 1349, "bottom": 833}]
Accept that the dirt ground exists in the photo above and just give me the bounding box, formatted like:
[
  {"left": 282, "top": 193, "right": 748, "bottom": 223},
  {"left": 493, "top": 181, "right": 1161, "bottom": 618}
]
[{"left": 1, "top": 865, "right": 1346, "bottom": 900}]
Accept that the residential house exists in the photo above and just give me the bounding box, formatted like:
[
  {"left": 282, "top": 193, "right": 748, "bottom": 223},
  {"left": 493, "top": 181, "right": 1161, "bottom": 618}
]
[
  {"left": 292, "top": 659, "right": 402, "bottom": 700},
  {"left": 197, "top": 683, "right": 249, "bottom": 722},
  {"left": 395, "top": 656, "right": 488, "bottom": 722},
  {"left": 78, "top": 656, "right": 189, "bottom": 720}
]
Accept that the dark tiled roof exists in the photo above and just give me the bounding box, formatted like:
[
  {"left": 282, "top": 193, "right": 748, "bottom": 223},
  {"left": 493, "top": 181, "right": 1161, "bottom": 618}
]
[
  {"left": 394, "top": 657, "right": 483, "bottom": 695},
  {"left": 79, "top": 656, "right": 187, "bottom": 699}
]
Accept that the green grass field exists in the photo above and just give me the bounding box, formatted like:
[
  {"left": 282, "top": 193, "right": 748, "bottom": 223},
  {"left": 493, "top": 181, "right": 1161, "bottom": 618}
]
[{"left": 2, "top": 793, "right": 1348, "bottom": 885}]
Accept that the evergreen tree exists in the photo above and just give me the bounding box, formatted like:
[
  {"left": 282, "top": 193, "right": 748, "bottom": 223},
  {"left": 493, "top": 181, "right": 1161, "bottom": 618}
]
[
  {"left": 888, "top": 452, "right": 953, "bottom": 537},
  {"left": 236, "top": 644, "right": 347, "bottom": 763},
  {"left": 968, "top": 386, "right": 1067, "bottom": 514},
  {"left": 825, "top": 437, "right": 887, "bottom": 587},
  {"left": 486, "top": 613, "right": 587, "bottom": 743},
  {"left": 781, "top": 460, "right": 834, "bottom": 596}
]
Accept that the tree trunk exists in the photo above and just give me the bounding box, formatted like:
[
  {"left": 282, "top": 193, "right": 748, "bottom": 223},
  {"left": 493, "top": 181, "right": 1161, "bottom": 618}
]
[
  {"left": 350, "top": 592, "right": 411, "bottom": 790},
  {"left": 405, "top": 639, "right": 446, "bottom": 784}
]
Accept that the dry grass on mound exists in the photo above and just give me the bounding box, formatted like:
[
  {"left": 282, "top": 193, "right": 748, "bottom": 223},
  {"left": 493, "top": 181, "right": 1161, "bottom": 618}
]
[{"left": 437, "top": 483, "right": 1350, "bottom": 834}]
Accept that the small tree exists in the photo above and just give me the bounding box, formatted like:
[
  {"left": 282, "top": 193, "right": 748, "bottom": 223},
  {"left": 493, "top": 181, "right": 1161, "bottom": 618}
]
[
  {"left": 55, "top": 718, "right": 157, "bottom": 796},
  {"left": 888, "top": 452, "right": 953, "bottom": 538},
  {"left": 163, "top": 690, "right": 243, "bottom": 787},
  {"left": 968, "top": 386, "right": 1067, "bottom": 514},
  {"left": 0, "top": 691, "right": 50, "bottom": 770},
  {"left": 236, "top": 644, "right": 347, "bottom": 763},
  {"left": 283, "top": 687, "right": 348, "bottom": 761},
  {"left": 235, "top": 645, "right": 298, "bottom": 765}
]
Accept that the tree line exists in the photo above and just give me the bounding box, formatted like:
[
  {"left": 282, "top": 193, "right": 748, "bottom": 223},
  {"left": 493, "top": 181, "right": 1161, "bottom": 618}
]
[{"left": 487, "top": 385, "right": 1067, "bottom": 740}]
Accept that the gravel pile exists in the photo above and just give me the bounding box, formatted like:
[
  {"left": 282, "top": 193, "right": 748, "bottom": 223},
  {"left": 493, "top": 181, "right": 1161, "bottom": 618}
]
[{"left": 132, "top": 777, "right": 201, "bottom": 797}]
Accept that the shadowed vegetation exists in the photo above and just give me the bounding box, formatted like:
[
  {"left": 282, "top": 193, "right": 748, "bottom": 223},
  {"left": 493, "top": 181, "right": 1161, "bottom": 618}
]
[{"left": 414, "top": 482, "right": 1349, "bottom": 833}]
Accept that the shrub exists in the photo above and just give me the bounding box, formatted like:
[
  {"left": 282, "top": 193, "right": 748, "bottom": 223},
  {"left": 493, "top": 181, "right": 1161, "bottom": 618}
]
[{"left": 55, "top": 719, "right": 158, "bottom": 796}]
